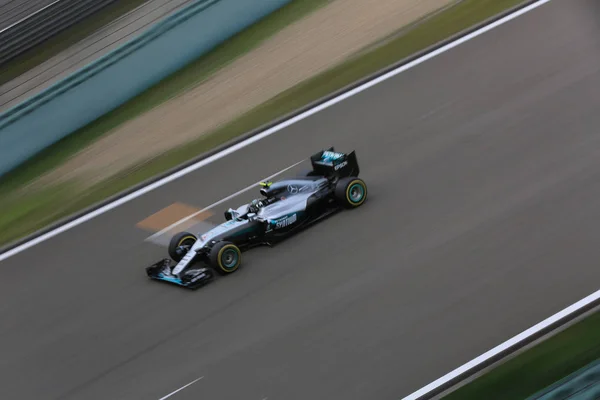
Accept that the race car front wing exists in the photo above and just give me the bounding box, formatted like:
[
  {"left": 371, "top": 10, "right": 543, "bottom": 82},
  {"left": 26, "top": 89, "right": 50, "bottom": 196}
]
[{"left": 146, "top": 258, "right": 214, "bottom": 289}]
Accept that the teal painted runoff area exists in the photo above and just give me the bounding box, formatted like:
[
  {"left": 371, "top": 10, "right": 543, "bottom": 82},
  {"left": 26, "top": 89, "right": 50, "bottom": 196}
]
[{"left": 0, "top": 0, "right": 292, "bottom": 178}]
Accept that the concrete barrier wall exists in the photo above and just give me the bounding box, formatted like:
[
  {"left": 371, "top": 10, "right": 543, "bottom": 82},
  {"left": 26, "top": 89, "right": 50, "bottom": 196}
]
[{"left": 0, "top": 0, "right": 292, "bottom": 178}]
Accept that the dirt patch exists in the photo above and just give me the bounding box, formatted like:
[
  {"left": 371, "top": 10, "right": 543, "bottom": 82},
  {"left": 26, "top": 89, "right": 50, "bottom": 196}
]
[{"left": 38, "top": 0, "right": 453, "bottom": 188}]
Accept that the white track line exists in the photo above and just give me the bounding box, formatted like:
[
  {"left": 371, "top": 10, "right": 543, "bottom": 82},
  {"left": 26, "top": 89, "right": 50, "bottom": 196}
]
[
  {"left": 145, "top": 159, "right": 304, "bottom": 241},
  {"left": 0, "top": 0, "right": 62, "bottom": 34},
  {"left": 0, "top": 0, "right": 551, "bottom": 264},
  {"left": 158, "top": 376, "right": 203, "bottom": 400},
  {"left": 401, "top": 287, "right": 600, "bottom": 399}
]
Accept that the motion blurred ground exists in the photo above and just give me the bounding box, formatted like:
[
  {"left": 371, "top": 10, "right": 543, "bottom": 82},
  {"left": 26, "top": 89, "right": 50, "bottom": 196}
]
[
  {"left": 4, "top": 0, "right": 529, "bottom": 248},
  {"left": 34, "top": 0, "right": 454, "bottom": 188},
  {"left": 0, "top": 0, "right": 197, "bottom": 110}
]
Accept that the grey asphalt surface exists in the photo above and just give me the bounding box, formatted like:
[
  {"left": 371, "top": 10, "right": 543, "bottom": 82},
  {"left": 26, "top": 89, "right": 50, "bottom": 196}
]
[
  {"left": 0, "top": 0, "right": 195, "bottom": 112},
  {"left": 0, "top": 1, "right": 598, "bottom": 399}
]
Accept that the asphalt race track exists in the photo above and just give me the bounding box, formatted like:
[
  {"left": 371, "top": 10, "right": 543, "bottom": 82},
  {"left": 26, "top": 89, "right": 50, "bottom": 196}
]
[{"left": 1, "top": 1, "right": 599, "bottom": 399}]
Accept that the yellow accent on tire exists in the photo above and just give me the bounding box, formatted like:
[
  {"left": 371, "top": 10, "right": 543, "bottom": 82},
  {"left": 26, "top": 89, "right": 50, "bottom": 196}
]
[
  {"left": 345, "top": 179, "right": 367, "bottom": 206},
  {"left": 177, "top": 235, "right": 196, "bottom": 247},
  {"left": 216, "top": 244, "right": 241, "bottom": 273}
]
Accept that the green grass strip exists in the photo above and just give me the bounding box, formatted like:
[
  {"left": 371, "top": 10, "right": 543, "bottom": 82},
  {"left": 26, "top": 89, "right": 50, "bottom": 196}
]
[
  {"left": 0, "top": 0, "right": 152, "bottom": 86},
  {"left": 0, "top": 0, "right": 527, "bottom": 248},
  {"left": 443, "top": 310, "right": 600, "bottom": 400}
]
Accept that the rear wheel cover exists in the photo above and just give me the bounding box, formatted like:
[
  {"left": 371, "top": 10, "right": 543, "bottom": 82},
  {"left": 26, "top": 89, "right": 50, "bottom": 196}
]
[
  {"left": 344, "top": 178, "right": 367, "bottom": 206},
  {"left": 346, "top": 181, "right": 366, "bottom": 205}
]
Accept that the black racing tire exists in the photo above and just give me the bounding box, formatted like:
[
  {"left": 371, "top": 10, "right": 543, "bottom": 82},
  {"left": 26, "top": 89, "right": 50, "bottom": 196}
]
[
  {"left": 334, "top": 177, "right": 368, "bottom": 208},
  {"left": 168, "top": 232, "right": 198, "bottom": 262},
  {"left": 209, "top": 241, "right": 242, "bottom": 275}
]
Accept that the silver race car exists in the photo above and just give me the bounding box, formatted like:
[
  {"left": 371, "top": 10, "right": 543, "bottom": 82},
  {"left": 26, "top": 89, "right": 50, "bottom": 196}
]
[{"left": 145, "top": 147, "right": 368, "bottom": 289}]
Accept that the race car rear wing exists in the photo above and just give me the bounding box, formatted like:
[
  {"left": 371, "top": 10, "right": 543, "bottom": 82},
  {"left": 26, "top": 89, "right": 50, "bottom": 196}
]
[{"left": 310, "top": 147, "right": 360, "bottom": 178}]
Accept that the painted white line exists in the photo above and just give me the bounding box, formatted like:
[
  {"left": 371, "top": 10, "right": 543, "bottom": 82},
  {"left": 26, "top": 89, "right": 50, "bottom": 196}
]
[
  {"left": 0, "top": 0, "right": 62, "bottom": 35},
  {"left": 158, "top": 376, "right": 203, "bottom": 400},
  {"left": 0, "top": 0, "right": 551, "bottom": 263},
  {"left": 145, "top": 159, "right": 304, "bottom": 241},
  {"left": 401, "top": 287, "right": 600, "bottom": 400}
]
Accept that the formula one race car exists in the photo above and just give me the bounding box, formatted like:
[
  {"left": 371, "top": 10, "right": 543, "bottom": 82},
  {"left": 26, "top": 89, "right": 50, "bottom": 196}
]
[{"left": 145, "top": 147, "right": 367, "bottom": 289}]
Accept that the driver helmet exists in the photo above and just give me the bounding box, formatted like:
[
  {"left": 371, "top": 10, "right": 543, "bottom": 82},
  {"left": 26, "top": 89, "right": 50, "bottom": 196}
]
[{"left": 250, "top": 199, "right": 264, "bottom": 212}]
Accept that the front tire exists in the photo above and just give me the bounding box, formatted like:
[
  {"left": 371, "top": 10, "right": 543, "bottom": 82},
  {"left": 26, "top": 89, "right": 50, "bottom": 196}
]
[
  {"left": 209, "top": 241, "right": 242, "bottom": 275},
  {"left": 334, "top": 177, "right": 367, "bottom": 208},
  {"left": 168, "top": 232, "right": 197, "bottom": 262}
]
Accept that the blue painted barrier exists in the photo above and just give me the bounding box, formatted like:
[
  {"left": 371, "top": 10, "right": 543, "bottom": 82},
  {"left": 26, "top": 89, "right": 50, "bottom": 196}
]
[{"left": 0, "top": 0, "right": 292, "bottom": 178}]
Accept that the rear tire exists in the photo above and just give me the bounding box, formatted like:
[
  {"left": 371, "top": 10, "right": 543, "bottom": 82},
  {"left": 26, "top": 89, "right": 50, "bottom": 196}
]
[
  {"left": 168, "top": 232, "right": 197, "bottom": 262},
  {"left": 209, "top": 241, "right": 242, "bottom": 275},
  {"left": 334, "top": 177, "right": 367, "bottom": 208}
]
